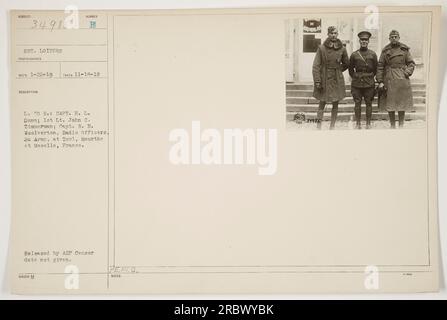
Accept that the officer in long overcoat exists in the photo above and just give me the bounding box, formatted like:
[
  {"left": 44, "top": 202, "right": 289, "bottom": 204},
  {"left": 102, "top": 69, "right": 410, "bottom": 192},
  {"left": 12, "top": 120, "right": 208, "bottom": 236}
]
[
  {"left": 312, "top": 26, "right": 349, "bottom": 129},
  {"left": 376, "top": 30, "right": 415, "bottom": 128}
]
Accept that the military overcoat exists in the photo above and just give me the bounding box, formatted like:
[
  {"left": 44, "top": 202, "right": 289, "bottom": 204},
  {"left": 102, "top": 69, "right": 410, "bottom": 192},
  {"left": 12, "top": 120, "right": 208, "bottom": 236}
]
[
  {"left": 312, "top": 38, "right": 349, "bottom": 103},
  {"left": 376, "top": 42, "right": 415, "bottom": 111}
]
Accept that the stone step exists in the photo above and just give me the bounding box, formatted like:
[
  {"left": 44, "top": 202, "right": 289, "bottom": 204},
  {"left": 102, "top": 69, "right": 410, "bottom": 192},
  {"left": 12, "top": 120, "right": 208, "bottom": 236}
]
[
  {"left": 286, "top": 89, "right": 426, "bottom": 98},
  {"left": 286, "top": 104, "right": 426, "bottom": 113},
  {"left": 286, "top": 83, "right": 426, "bottom": 91},
  {"left": 286, "top": 111, "right": 426, "bottom": 121},
  {"left": 286, "top": 96, "right": 426, "bottom": 105}
]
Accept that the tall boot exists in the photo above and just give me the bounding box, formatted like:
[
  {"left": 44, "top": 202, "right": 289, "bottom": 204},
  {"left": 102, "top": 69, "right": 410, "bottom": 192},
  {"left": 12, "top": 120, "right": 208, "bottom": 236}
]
[
  {"left": 317, "top": 101, "right": 325, "bottom": 129},
  {"left": 330, "top": 101, "right": 339, "bottom": 130},
  {"left": 354, "top": 103, "right": 361, "bottom": 129},
  {"left": 365, "top": 103, "right": 373, "bottom": 129},
  {"left": 389, "top": 111, "right": 396, "bottom": 128},
  {"left": 398, "top": 111, "right": 405, "bottom": 128}
]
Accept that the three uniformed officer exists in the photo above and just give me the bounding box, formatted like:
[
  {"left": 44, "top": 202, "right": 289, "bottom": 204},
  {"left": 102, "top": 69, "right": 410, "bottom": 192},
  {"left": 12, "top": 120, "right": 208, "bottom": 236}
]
[
  {"left": 310, "top": 29, "right": 413, "bottom": 129},
  {"left": 348, "top": 31, "right": 378, "bottom": 129}
]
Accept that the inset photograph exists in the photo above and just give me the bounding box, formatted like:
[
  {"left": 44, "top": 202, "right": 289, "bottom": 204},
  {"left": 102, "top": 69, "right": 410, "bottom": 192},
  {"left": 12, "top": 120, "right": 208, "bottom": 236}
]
[{"left": 285, "top": 13, "right": 430, "bottom": 130}]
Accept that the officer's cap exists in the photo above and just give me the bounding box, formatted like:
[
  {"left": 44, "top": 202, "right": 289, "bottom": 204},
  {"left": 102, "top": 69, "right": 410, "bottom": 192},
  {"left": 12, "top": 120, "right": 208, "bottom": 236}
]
[
  {"left": 389, "top": 30, "right": 400, "bottom": 37},
  {"left": 357, "top": 31, "right": 372, "bottom": 40}
]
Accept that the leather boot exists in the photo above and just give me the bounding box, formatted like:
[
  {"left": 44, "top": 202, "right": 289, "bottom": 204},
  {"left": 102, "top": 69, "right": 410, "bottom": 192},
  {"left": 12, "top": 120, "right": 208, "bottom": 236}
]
[
  {"left": 398, "top": 111, "right": 405, "bottom": 128},
  {"left": 389, "top": 111, "right": 396, "bottom": 128},
  {"left": 330, "top": 101, "right": 338, "bottom": 130},
  {"left": 317, "top": 101, "right": 325, "bottom": 129},
  {"left": 366, "top": 103, "right": 373, "bottom": 129},
  {"left": 354, "top": 103, "right": 361, "bottom": 129}
]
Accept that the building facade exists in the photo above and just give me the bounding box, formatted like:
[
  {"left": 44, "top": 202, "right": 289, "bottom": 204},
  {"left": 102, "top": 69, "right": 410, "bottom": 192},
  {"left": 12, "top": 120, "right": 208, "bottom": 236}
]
[{"left": 285, "top": 13, "right": 430, "bottom": 84}]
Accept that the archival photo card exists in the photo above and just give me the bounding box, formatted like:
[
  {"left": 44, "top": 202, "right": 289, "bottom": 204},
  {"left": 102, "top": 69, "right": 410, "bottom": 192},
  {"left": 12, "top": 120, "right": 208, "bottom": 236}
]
[{"left": 8, "top": 6, "right": 441, "bottom": 294}]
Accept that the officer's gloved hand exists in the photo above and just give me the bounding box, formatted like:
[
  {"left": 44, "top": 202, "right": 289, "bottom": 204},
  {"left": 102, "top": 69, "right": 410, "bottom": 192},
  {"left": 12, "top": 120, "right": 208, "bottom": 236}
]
[
  {"left": 377, "top": 82, "right": 387, "bottom": 96},
  {"left": 403, "top": 68, "right": 412, "bottom": 78},
  {"left": 315, "top": 82, "right": 322, "bottom": 90}
]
